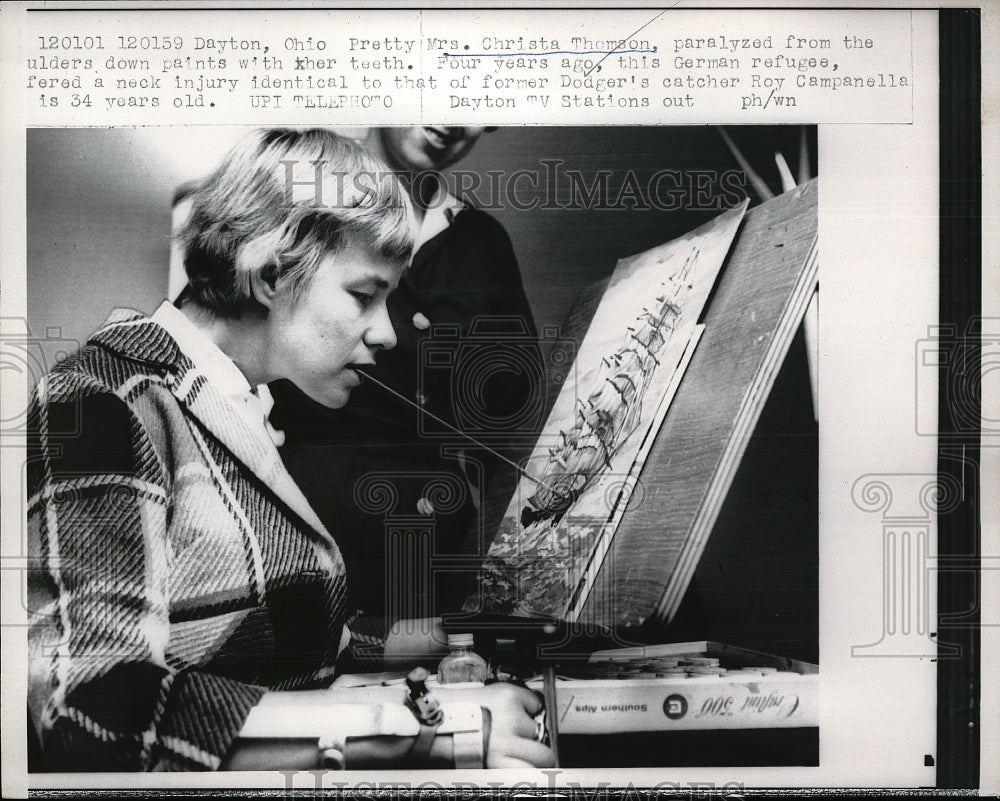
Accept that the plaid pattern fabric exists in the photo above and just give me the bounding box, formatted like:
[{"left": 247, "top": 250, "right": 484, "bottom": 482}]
[{"left": 27, "top": 309, "right": 349, "bottom": 771}]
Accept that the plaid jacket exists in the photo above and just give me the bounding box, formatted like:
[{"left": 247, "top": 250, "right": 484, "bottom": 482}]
[{"left": 27, "top": 309, "right": 349, "bottom": 771}]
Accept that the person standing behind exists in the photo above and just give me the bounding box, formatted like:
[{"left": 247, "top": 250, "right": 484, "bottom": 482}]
[
  {"left": 270, "top": 127, "right": 540, "bottom": 652},
  {"left": 28, "top": 128, "right": 551, "bottom": 771}
]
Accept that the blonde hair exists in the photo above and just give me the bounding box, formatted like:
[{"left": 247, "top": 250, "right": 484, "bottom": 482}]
[{"left": 177, "top": 128, "right": 413, "bottom": 316}]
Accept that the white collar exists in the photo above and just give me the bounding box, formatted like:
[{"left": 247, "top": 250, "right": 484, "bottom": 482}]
[
  {"left": 152, "top": 301, "right": 285, "bottom": 447},
  {"left": 152, "top": 301, "right": 252, "bottom": 398},
  {"left": 412, "top": 181, "right": 465, "bottom": 258}
]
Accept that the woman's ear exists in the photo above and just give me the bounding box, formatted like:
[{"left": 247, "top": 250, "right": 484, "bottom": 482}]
[{"left": 248, "top": 265, "right": 281, "bottom": 309}]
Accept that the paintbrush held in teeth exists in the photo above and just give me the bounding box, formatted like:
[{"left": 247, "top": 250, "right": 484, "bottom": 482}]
[{"left": 355, "top": 367, "right": 556, "bottom": 494}]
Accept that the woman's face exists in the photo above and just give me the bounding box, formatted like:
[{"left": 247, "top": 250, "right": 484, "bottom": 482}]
[{"left": 263, "top": 238, "right": 402, "bottom": 408}]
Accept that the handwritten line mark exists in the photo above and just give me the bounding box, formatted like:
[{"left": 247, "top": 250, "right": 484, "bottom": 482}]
[
  {"left": 583, "top": 7, "right": 673, "bottom": 77},
  {"left": 442, "top": 49, "right": 655, "bottom": 59}
]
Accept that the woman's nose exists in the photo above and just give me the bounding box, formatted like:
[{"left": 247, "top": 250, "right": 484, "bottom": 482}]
[{"left": 366, "top": 301, "right": 398, "bottom": 351}]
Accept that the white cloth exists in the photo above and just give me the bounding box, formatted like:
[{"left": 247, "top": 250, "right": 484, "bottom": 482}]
[
  {"left": 151, "top": 301, "right": 344, "bottom": 655},
  {"left": 151, "top": 301, "right": 285, "bottom": 448}
]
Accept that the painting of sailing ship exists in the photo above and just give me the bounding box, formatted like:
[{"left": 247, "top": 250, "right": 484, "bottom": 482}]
[{"left": 476, "top": 201, "right": 749, "bottom": 619}]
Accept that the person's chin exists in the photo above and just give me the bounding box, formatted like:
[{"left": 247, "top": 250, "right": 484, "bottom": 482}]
[
  {"left": 409, "top": 137, "right": 458, "bottom": 171},
  {"left": 325, "top": 393, "right": 350, "bottom": 410},
  {"left": 302, "top": 384, "right": 351, "bottom": 410},
  {"left": 405, "top": 151, "right": 442, "bottom": 173}
]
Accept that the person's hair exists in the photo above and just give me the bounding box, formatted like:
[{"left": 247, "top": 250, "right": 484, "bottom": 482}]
[{"left": 176, "top": 128, "right": 413, "bottom": 316}]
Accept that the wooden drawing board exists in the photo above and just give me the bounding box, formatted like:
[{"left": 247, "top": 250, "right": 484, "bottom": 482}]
[
  {"left": 576, "top": 178, "right": 819, "bottom": 627},
  {"left": 468, "top": 179, "right": 818, "bottom": 629},
  {"left": 485, "top": 203, "right": 748, "bottom": 620}
]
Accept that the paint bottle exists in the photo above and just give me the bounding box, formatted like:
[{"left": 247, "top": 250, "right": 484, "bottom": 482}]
[{"left": 437, "top": 633, "right": 489, "bottom": 684}]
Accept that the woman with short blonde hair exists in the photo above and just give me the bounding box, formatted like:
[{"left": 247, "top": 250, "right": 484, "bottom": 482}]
[{"left": 27, "top": 127, "right": 552, "bottom": 772}]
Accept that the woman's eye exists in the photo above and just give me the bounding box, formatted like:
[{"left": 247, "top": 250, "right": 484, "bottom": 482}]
[{"left": 351, "top": 291, "right": 375, "bottom": 308}]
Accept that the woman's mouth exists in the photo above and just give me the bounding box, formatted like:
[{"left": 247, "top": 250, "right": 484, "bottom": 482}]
[{"left": 346, "top": 364, "right": 374, "bottom": 384}]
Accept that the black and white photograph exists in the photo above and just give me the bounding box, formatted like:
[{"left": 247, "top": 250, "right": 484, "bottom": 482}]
[
  {"left": 22, "top": 123, "right": 820, "bottom": 772},
  {"left": 0, "top": 2, "right": 995, "bottom": 796}
]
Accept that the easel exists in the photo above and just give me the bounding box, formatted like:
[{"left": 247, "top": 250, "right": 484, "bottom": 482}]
[
  {"left": 449, "top": 182, "right": 819, "bottom": 765},
  {"left": 467, "top": 178, "right": 819, "bottom": 632},
  {"left": 577, "top": 178, "right": 819, "bottom": 627}
]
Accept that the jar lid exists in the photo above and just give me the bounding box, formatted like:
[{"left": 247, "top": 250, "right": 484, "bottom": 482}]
[{"left": 447, "top": 632, "right": 474, "bottom": 647}]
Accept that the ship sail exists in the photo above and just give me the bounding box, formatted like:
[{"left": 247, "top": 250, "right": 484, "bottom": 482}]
[{"left": 520, "top": 247, "right": 699, "bottom": 528}]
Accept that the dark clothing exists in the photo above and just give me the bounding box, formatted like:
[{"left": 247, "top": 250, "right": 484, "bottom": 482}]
[{"left": 271, "top": 207, "right": 538, "bottom": 624}]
